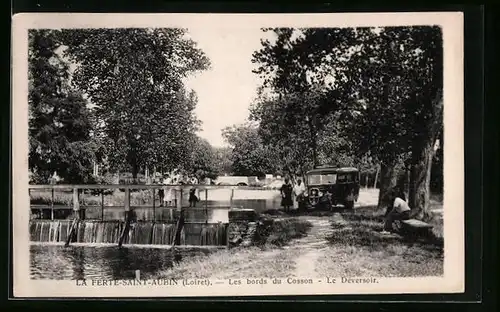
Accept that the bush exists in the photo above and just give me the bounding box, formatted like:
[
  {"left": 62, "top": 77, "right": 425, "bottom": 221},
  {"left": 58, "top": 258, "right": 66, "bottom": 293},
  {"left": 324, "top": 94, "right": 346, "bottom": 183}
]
[
  {"left": 254, "top": 217, "right": 312, "bottom": 247},
  {"left": 88, "top": 174, "right": 116, "bottom": 195}
]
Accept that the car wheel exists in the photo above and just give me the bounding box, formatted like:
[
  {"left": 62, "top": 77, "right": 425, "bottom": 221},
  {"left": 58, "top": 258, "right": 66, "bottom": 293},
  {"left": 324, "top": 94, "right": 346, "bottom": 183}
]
[{"left": 345, "top": 200, "right": 355, "bottom": 210}]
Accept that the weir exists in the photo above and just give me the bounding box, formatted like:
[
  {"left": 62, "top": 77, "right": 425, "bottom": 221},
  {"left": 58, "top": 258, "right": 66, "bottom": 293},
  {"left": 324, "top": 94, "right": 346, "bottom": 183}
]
[
  {"left": 29, "top": 220, "right": 229, "bottom": 246},
  {"left": 28, "top": 184, "right": 267, "bottom": 247}
]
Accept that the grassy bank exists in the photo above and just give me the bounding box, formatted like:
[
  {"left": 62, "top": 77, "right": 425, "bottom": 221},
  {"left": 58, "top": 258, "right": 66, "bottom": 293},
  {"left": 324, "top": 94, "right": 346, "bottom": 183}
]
[
  {"left": 315, "top": 206, "right": 444, "bottom": 277},
  {"left": 255, "top": 216, "right": 313, "bottom": 247},
  {"left": 155, "top": 218, "right": 312, "bottom": 279}
]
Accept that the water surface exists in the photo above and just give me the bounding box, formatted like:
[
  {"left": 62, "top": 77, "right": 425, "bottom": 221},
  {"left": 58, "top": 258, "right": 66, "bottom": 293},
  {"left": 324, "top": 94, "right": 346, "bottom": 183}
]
[{"left": 30, "top": 244, "right": 213, "bottom": 280}]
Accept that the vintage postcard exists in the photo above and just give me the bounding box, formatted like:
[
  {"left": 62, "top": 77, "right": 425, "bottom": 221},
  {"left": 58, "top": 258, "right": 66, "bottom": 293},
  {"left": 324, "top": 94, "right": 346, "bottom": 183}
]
[{"left": 12, "top": 12, "right": 464, "bottom": 298}]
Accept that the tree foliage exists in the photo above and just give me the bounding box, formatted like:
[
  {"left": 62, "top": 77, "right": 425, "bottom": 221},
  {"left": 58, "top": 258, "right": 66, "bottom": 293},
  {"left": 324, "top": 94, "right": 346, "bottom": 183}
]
[
  {"left": 61, "top": 28, "right": 210, "bottom": 179},
  {"left": 222, "top": 123, "right": 279, "bottom": 177},
  {"left": 213, "top": 147, "right": 233, "bottom": 176},
  {"left": 251, "top": 26, "right": 443, "bottom": 217},
  {"left": 185, "top": 136, "right": 222, "bottom": 181},
  {"left": 28, "top": 29, "right": 98, "bottom": 184}
]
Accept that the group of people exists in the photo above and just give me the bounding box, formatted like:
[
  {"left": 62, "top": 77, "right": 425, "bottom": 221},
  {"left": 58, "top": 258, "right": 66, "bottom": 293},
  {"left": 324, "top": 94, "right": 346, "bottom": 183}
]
[
  {"left": 280, "top": 178, "right": 306, "bottom": 213},
  {"left": 153, "top": 172, "right": 203, "bottom": 207},
  {"left": 279, "top": 176, "right": 411, "bottom": 232}
]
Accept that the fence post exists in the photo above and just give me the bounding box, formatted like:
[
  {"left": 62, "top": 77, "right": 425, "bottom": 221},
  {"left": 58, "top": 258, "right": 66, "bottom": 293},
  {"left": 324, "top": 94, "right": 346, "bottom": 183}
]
[
  {"left": 118, "top": 187, "right": 131, "bottom": 248},
  {"left": 65, "top": 187, "right": 81, "bottom": 247},
  {"left": 226, "top": 223, "right": 230, "bottom": 249},
  {"left": 205, "top": 189, "right": 208, "bottom": 224},
  {"left": 50, "top": 188, "right": 54, "bottom": 220},
  {"left": 176, "top": 187, "right": 183, "bottom": 211},
  {"left": 73, "top": 188, "right": 80, "bottom": 219},
  {"left": 230, "top": 188, "right": 234, "bottom": 209},
  {"left": 152, "top": 189, "right": 156, "bottom": 222},
  {"left": 124, "top": 187, "right": 130, "bottom": 213},
  {"left": 101, "top": 190, "right": 104, "bottom": 221}
]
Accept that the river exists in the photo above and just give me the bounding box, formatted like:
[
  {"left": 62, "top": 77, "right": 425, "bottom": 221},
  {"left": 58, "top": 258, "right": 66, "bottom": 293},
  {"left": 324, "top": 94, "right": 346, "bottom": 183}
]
[{"left": 30, "top": 244, "right": 213, "bottom": 280}]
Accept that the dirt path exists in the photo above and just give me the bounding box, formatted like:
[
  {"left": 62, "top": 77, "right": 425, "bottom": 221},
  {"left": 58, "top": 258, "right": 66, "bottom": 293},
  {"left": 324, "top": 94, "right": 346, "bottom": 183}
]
[{"left": 288, "top": 215, "right": 344, "bottom": 278}]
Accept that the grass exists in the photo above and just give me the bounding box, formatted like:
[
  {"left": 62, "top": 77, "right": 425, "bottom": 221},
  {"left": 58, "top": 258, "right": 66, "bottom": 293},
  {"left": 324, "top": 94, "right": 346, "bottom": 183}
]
[
  {"left": 155, "top": 218, "right": 312, "bottom": 279},
  {"left": 315, "top": 206, "right": 444, "bottom": 277},
  {"left": 157, "top": 247, "right": 300, "bottom": 279}
]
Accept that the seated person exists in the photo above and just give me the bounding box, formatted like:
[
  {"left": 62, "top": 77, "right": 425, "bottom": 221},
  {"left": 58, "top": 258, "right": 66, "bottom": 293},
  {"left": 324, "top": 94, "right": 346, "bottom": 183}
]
[{"left": 381, "top": 189, "right": 411, "bottom": 234}]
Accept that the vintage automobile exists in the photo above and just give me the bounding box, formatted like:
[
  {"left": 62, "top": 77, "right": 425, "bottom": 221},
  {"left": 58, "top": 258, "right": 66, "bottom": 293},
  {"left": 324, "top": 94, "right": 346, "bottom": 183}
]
[{"left": 303, "top": 166, "right": 360, "bottom": 210}]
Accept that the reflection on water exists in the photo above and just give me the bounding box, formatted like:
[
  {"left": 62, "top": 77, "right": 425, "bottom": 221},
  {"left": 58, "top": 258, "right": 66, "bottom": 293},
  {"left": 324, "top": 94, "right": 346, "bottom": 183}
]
[{"left": 30, "top": 244, "right": 212, "bottom": 280}]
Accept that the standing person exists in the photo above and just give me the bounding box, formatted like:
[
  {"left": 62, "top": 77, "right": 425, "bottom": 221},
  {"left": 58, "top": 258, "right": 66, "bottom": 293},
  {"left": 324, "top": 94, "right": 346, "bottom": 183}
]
[
  {"left": 188, "top": 188, "right": 199, "bottom": 207},
  {"left": 381, "top": 189, "right": 411, "bottom": 234},
  {"left": 280, "top": 178, "right": 293, "bottom": 213},
  {"left": 155, "top": 174, "right": 165, "bottom": 207},
  {"left": 163, "top": 174, "right": 173, "bottom": 207},
  {"left": 293, "top": 179, "right": 306, "bottom": 211}
]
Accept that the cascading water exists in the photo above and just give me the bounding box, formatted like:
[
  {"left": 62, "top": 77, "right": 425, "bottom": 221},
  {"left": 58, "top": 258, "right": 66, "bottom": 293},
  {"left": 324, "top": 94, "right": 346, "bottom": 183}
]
[
  {"left": 30, "top": 220, "right": 72, "bottom": 243},
  {"left": 75, "top": 221, "right": 123, "bottom": 244},
  {"left": 151, "top": 223, "right": 177, "bottom": 245},
  {"left": 127, "top": 222, "right": 154, "bottom": 245},
  {"left": 183, "top": 223, "right": 228, "bottom": 246},
  {"left": 29, "top": 220, "right": 228, "bottom": 246}
]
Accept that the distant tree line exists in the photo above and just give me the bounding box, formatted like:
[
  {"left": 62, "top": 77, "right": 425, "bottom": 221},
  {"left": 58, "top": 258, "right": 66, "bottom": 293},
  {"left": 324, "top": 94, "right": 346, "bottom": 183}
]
[{"left": 28, "top": 28, "right": 226, "bottom": 184}]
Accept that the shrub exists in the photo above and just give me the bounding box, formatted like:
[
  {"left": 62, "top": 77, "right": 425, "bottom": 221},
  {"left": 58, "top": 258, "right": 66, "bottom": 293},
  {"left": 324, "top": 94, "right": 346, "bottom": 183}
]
[{"left": 254, "top": 217, "right": 312, "bottom": 247}]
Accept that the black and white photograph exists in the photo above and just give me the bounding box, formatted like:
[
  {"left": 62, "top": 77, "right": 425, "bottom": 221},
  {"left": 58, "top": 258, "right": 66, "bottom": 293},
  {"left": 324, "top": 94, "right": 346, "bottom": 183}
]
[{"left": 12, "top": 12, "right": 464, "bottom": 297}]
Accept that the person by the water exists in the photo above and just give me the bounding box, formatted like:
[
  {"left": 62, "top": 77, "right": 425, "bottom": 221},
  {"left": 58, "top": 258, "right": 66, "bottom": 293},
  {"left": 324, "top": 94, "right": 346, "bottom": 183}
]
[
  {"left": 163, "top": 174, "right": 173, "bottom": 207},
  {"left": 155, "top": 174, "right": 165, "bottom": 207},
  {"left": 381, "top": 189, "right": 411, "bottom": 234},
  {"left": 293, "top": 178, "right": 306, "bottom": 211},
  {"left": 188, "top": 188, "right": 200, "bottom": 207},
  {"left": 280, "top": 178, "right": 293, "bottom": 213}
]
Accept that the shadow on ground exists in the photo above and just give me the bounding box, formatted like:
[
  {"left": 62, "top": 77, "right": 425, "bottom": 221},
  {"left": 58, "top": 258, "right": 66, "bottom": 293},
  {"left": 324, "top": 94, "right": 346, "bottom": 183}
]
[
  {"left": 261, "top": 205, "right": 353, "bottom": 218},
  {"left": 310, "top": 204, "right": 445, "bottom": 277},
  {"left": 328, "top": 205, "right": 444, "bottom": 254}
]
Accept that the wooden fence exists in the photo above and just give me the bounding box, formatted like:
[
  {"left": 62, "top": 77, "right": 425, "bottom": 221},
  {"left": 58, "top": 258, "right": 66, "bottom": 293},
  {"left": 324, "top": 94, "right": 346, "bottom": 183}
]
[
  {"left": 30, "top": 184, "right": 268, "bottom": 247},
  {"left": 28, "top": 184, "right": 272, "bottom": 222}
]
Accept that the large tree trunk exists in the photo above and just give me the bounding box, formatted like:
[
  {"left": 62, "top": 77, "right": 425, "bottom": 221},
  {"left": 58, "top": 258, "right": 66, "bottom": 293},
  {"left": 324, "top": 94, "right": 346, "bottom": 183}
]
[
  {"left": 409, "top": 139, "right": 436, "bottom": 221},
  {"left": 396, "top": 163, "right": 411, "bottom": 201},
  {"left": 405, "top": 166, "right": 410, "bottom": 200},
  {"left": 377, "top": 161, "right": 399, "bottom": 211},
  {"left": 409, "top": 90, "right": 443, "bottom": 221}
]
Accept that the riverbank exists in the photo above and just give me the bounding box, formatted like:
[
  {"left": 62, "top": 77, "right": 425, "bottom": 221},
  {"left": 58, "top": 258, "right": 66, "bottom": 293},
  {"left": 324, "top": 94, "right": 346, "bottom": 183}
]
[
  {"left": 156, "top": 217, "right": 313, "bottom": 279},
  {"left": 155, "top": 204, "right": 444, "bottom": 279}
]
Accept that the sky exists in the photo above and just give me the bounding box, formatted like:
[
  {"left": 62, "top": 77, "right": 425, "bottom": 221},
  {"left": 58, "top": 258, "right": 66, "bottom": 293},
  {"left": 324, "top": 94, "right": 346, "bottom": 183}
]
[{"left": 183, "top": 27, "right": 269, "bottom": 148}]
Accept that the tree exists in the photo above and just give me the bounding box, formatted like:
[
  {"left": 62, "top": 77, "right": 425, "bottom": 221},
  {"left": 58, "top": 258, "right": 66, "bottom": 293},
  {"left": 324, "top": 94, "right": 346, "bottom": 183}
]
[
  {"left": 28, "top": 29, "right": 98, "bottom": 184},
  {"left": 403, "top": 27, "right": 443, "bottom": 219},
  {"left": 252, "top": 28, "right": 357, "bottom": 167},
  {"left": 345, "top": 27, "right": 443, "bottom": 216},
  {"left": 340, "top": 27, "right": 416, "bottom": 209},
  {"left": 213, "top": 147, "right": 233, "bottom": 176},
  {"left": 222, "top": 123, "right": 279, "bottom": 177},
  {"left": 61, "top": 28, "right": 210, "bottom": 180},
  {"left": 185, "top": 136, "right": 221, "bottom": 181},
  {"left": 249, "top": 95, "right": 313, "bottom": 178},
  {"left": 251, "top": 26, "right": 443, "bottom": 218}
]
